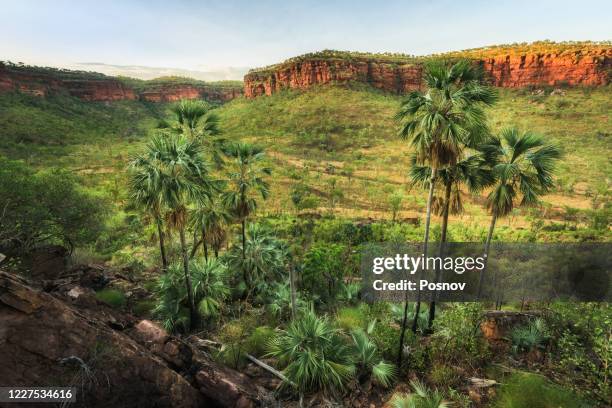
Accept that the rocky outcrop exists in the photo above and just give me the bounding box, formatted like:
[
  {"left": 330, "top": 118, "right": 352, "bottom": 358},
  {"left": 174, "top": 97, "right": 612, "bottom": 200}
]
[
  {"left": 244, "top": 59, "right": 422, "bottom": 97},
  {"left": 139, "top": 84, "right": 242, "bottom": 103},
  {"left": 479, "top": 51, "right": 610, "bottom": 87},
  {"left": 0, "top": 64, "right": 242, "bottom": 103},
  {"left": 244, "top": 47, "right": 611, "bottom": 98},
  {"left": 0, "top": 65, "right": 136, "bottom": 101},
  {"left": 0, "top": 271, "right": 270, "bottom": 407}
]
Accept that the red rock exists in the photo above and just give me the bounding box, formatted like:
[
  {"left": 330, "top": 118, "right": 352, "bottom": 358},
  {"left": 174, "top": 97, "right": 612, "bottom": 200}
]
[
  {"left": 244, "top": 48, "right": 611, "bottom": 98},
  {"left": 133, "top": 319, "right": 169, "bottom": 344}
]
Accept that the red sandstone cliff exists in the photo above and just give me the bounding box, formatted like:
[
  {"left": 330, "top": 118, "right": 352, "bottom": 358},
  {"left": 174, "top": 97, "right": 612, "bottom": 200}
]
[
  {"left": 0, "top": 64, "right": 136, "bottom": 101},
  {"left": 139, "top": 84, "right": 242, "bottom": 103},
  {"left": 0, "top": 64, "right": 242, "bottom": 103},
  {"left": 244, "top": 47, "right": 611, "bottom": 98}
]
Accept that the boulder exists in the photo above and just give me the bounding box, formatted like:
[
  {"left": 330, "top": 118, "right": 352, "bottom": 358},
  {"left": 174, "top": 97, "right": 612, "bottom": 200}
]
[{"left": 0, "top": 271, "right": 272, "bottom": 407}]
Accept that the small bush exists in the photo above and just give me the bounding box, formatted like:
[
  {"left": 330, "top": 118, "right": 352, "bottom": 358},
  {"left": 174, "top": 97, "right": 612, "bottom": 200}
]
[
  {"left": 95, "top": 289, "right": 126, "bottom": 309},
  {"left": 133, "top": 299, "right": 156, "bottom": 316},
  {"left": 494, "top": 373, "right": 588, "bottom": 408},
  {"left": 428, "top": 363, "right": 460, "bottom": 388},
  {"left": 245, "top": 326, "right": 276, "bottom": 357},
  {"left": 336, "top": 306, "right": 367, "bottom": 331},
  {"left": 511, "top": 318, "right": 549, "bottom": 354}
]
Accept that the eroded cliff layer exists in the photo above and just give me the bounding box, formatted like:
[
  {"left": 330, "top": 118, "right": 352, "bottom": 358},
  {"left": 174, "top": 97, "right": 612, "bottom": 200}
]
[
  {"left": 0, "top": 63, "right": 243, "bottom": 103},
  {"left": 244, "top": 44, "right": 611, "bottom": 98}
]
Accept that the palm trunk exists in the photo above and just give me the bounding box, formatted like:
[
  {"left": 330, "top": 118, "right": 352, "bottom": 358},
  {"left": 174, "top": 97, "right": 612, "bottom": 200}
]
[
  {"left": 428, "top": 180, "right": 451, "bottom": 329},
  {"left": 180, "top": 226, "right": 197, "bottom": 329},
  {"left": 201, "top": 227, "right": 208, "bottom": 261},
  {"left": 241, "top": 218, "right": 247, "bottom": 284},
  {"left": 289, "top": 263, "right": 297, "bottom": 320},
  {"left": 477, "top": 212, "right": 497, "bottom": 300},
  {"left": 411, "top": 167, "right": 436, "bottom": 332},
  {"left": 156, "top": 217, "right": 168, "bottom": 273},
  {"left": 398, "top": 167, "right": 436, "bottom": 367}
]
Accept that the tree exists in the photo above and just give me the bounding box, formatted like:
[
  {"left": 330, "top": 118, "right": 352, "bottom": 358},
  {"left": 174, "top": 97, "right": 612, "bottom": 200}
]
[
  {"left": 154, "top": 258, "right": 229, "bottom": 332},
  {"left": 0, "top": 158, "right": 106, "bottom": 255},
  {"left": 395, "top": 59, "right": 497, "bottom": 363},
  {"left": 163, "top": 99, "right": 224, "bottom": 166},
  {"left": 476, "top": 128, "right": 561, "bottom": 301},
  {"left": 129, "top": 153, "right": 169, "bottom": 272},
  {"left": 138, "top": 134, "right": 215, "bottom": 328},
  {"left": 227, "top": 223, "right": 287, "bottom": 291},
  {"left": 409, "top": 152, "right": 495, "bottom": 327},
  {"left": 222, "top": 142, "right": 271, "bottom": 283},
  {"left": 190, "top": 195, "right": 231, "bottom": 259},
  {"left": 388, "top": 190, "right": 405, "bottom": 222}
]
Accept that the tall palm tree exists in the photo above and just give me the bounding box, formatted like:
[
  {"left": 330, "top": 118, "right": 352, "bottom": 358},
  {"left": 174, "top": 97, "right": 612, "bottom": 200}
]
[
  {"left": 141, "top": 134, "right": 215, "bottom": 327},
  {"left": 476, "top": 128, "right": 561, "bottom": 301},
  {"left": 128, "top": 156, "right": 168, "bottom": 272},
  {"left": 222, "top": 142, "right": 271, "bottom": 282},
  {"left": 409, "top": 152, "right": 495, "bottom": 327},
  {"left": 395, "top": 59, "right": 496, "bottom": 364},
  {"left": 162, "top": 99, "right": 225, "bottom": 167},
  {"left": 190, "top": 195, "right": 232, "bottom": 259}
]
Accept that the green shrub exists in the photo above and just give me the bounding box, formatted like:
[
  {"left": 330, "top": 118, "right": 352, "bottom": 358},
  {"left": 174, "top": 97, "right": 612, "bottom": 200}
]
[
  {"left": 245, "top": 326, "right": 276, "bottom": 357},
  {"left": 267, "top": 311, "right": 355, "bottom": 394},
  {"left": 153, "top": 259, "right": 229, "bottom": 332},
  {"left": 511, "top": 318, "right": 549, "bottom": 354},
  {"left": 336, "top": 306, "right": 367, "bottom": 331},
  {"left": 95, "top": 289, "right": 126, "bottom": 309},
  {"left": 428, "top": 363, "right": 460, "bottom": 388},
  {"left": 430, "top": 303, "right": 489, "bottom": 367},
  {"left": 133, "top": 299, "right": 156, "bottom": 316},
  {"left": 494, "top": 373, "right": 588, "bottom": 408}
]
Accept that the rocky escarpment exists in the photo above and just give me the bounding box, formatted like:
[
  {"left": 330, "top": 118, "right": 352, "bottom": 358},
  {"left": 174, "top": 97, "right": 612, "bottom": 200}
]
[
  {"left": 244, "top": 43, "right": 612, "bottom": 97},
  {"left": 0, "top": 270, "right": 270, "bottom": 407},
  {"left": 138, "top": 84, "right": 242, "bottom": 103},
  {"left": 0, "top": 63, "right": 243, "bottom": 103},
  {"left": 0, "top": 64, "right": 136, "bottom": 101}
]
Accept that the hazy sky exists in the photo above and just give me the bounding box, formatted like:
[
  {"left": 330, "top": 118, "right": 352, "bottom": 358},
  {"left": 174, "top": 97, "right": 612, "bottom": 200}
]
[{"left": 1, "top": 0, "right": 610, "bottom": 79}]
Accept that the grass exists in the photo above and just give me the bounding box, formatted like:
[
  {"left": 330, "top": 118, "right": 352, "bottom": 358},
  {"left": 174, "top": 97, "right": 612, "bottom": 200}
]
[
  {"left": 0, "top": 83, "right": 609, "bottom": 240},
  {"left": 494, "top": 373, "right": 591, "bottom": 408},
  {"left": 95, "top": 288, "right": 127, "bottom": 309}
]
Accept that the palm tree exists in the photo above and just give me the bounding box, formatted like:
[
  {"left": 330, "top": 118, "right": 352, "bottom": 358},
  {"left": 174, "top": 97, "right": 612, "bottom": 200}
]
[
  {"left": 190, "top": 195, "right": 232, "bottom": 259},
  {"left": 476, "top": 128, "right": 561, "bottom": 302},
  {"left": 395, "top": 59, "right": 496, "bottom": 363},
  {"left": 389, "top": 380, "right": 450, "bottom": 408},
  {"left": 222, "top": 142, "right": 271, "bottom": 282},
  {"left": 128, "top": 156, "right": 168, "bottom": 272},
  {"left": 409, "top": 152, "right": 495, "bottom": 327},
  {"left": 162, "top": 99, "right": 225, "bottom": 167},
  {"left": 141, "top": 134, "right": 215, "bottom": 328},
  {"left": 227, "top": 223, "right": 286, "bottom": 290}
]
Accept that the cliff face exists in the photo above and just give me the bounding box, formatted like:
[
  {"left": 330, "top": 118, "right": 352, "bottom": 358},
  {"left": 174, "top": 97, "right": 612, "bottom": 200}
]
[
  {"left": 0, "top": 64, "right": 242, "bottom": 103},
  {"left": 0, "top": 65, "right": 136, "bottom": 101},
  {"left": 139, "top": 84, "right": 242, "bottom": 103},
  {"left": 244, "top": 48, "right": 611, "bottom": 98},
  {"left": 479, "top": 51, "right": 609, "bottom": 87},
  {"left": 244, "top": 60, "right": 422, "bottom": 97}
]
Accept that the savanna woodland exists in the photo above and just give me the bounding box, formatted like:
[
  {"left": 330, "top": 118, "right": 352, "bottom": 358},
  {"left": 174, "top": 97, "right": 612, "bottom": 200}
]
[{"left": 1, "top": 43, "right": 611, "bottom": 408}]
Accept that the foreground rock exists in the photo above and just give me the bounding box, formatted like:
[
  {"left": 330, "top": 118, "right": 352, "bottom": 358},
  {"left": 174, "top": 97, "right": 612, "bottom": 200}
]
[{"left": 0, "top": 271, "right": 270, "bottom": 407}]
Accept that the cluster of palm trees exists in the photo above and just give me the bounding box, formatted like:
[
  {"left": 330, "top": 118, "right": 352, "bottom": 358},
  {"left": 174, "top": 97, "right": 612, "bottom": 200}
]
[
  {"left": 396, "top": 60, "right": 561, "bottom": 366},
  {"left": 129, "top": 100, "right": 271, "bottom": 327}
]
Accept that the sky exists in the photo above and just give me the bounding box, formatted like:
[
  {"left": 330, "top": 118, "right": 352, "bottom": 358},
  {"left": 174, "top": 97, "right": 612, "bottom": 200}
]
[{"left": 1, "top": 0, "right": 610, "bottom": 80}]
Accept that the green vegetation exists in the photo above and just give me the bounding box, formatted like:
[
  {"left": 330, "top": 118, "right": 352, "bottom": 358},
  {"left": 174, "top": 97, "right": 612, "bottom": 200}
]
[
  {"left": 0, "top": 52, "right": 610, "bottom": 406},
  {"left": 494, "top": 373, "right": 589, "bottom": 408},
  {"left": 95, "top": 288, "right": 127, "bottom": 309}
]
